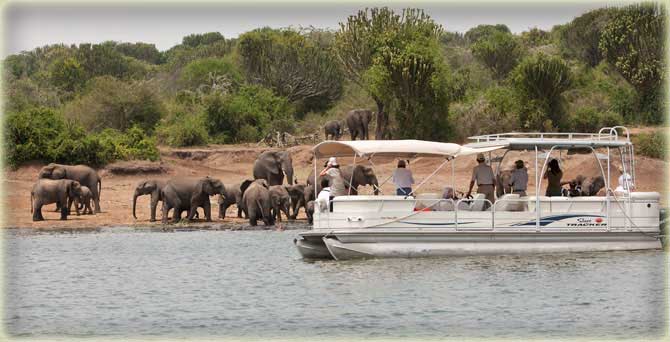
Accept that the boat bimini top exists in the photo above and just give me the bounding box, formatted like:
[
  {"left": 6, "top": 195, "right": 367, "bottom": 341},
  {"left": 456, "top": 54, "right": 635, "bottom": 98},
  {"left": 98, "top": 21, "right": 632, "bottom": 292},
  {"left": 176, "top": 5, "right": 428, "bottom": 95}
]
[
  {"left": 312, "top": 139, "right": 505, "bottom": 159},
  {"left": 465, "top": 127, "right": 633, "bottom": 150}
]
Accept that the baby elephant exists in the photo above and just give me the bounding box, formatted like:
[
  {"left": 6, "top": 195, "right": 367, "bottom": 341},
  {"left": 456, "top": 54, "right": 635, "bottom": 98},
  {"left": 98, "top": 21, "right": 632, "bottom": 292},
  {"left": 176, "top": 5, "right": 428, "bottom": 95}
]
[
  {"left": 31, "top": 179, "right": 83, "bottom": 221},
  {"left": 74, "top": 185, "right": 94, "bottom": 215},
  {"left": 269, "top": 185, "right": 291, "bottom": 222}
]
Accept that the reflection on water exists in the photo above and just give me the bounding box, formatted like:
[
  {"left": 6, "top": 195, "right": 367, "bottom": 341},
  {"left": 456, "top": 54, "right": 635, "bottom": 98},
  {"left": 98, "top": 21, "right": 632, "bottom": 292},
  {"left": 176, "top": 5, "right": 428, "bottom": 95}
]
[{"left": 3, "top": 228, "right": 666, "bottom": 339}]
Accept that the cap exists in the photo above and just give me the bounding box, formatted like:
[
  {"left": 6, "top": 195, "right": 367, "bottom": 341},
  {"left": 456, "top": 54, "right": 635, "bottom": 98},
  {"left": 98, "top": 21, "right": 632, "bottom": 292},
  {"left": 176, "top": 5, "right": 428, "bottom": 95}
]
[
  {"left": 328, "top": 157, "right": 338, "bottom": 166},
  {"left": 476, "top": 153, "right": 485, "bottom": 162}
]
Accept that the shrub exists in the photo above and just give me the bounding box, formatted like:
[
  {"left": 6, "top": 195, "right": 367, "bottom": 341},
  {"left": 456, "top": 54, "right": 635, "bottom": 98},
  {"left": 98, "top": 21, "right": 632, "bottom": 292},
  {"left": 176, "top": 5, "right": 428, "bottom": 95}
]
[
  {"left": 634, "top": 131, "right": 666, "bottom": 159},
  {"left": 203, "top": 85, "right": 294, "bottom": 143},
  {"left": 4, "top": 108, "right": 159, "bottom": 167},
  {"left": 471, "top": 31, "right": 524, "bottom": 78},
  {"left": 564, "top": 107, "right": 624, "bottom": 132},
  {"left": 155, "top": 113, "right": 209, "bottom": 147},
  {"left": 178, "top": 56, "right": 242, "bottom": 93}
]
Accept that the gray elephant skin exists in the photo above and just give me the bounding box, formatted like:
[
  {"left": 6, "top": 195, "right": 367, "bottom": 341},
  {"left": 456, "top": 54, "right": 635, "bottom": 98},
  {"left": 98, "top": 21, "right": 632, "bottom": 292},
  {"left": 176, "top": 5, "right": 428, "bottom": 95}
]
[
  {"left": 241, "top": 179, "right": 275, "bottom": 226},
  {"left": 253, "top": 151, "right": 294, "bottom": 186},
  {"left": 285, "top": 183, "right": 306, "bottom": 219},
  {"left": 305, "top": 200, "right": 315, "bottom": 224},
  {"left": 218, "top": 182, "right": 244, "bottom": 220},
  {"left": 346, "top": 109, "right": 373, "bottom": 140},
  {"left": 31, "top": 179, "right": 83, "bottom": 221},
  {"left": 324, "top": 120, "right": 343, "bottom": 140},
  {"left": 75, "top": 185, "right": 94, "bottom": 215},
  {"left": 160, "top": 177, "right": 225, "bottom": 224},
  {"left": 307, "top": 165, "right": 379, "bottom": 195},
  {"left": 133, "top": 179, "right": 167, "bottom": 222},
  {"left": 269, "top": 185, "right": 291, "bottom": 222},
  {"left": 39, "top": 163, "right": 102, "bottom": 213},
  {"left": 496, "top": 170, "right": 513, "bottom": 197}
]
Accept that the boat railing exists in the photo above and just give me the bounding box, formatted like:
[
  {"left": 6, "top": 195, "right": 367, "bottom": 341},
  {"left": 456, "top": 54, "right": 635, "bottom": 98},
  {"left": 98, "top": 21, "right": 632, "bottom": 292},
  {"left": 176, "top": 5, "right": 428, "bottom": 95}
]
[
  {"left": 322, "top": 195, "right": 647, "bottom": 231},
  {"left": 468, "top": 126, "right": 632, "bottom": 143}
]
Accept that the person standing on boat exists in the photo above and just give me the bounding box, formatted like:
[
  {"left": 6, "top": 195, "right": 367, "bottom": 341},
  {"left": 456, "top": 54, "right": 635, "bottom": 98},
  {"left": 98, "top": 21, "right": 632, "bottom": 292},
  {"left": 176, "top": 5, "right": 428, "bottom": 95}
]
[
  {"left": 392, "top": 160, "right": 415, "bottom": 196},
  {"left": 543, "top": 159, "right": 563, "bottom": 196},
  {"left": 509, "top": 160, "right": 528, "bottom": 197},
  {"left": 316, "top": 177, "right": 332, "bottom": 212},
  {"left": 467, "top": 153, "right": 496, "bottom": 206},
  {"left": 319, "top": 157, "right": 347, "bottom": 197}
]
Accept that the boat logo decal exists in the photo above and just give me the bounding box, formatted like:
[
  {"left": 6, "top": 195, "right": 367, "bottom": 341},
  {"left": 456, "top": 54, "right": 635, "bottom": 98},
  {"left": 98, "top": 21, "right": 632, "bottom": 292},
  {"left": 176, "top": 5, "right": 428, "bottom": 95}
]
[{"left": 511, "top": 214, "right": 606, "bottom": 227}]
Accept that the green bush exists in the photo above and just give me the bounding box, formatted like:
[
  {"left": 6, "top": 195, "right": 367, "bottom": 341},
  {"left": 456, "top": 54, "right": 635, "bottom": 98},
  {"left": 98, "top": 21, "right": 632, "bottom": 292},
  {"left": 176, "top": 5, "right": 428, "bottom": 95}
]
[
  {"left": 634, "top": 131, "right": 666, "bottom": 159},
  {"left": 564, "top": 107, "right": 623, "bottom": 132},
  {"left": 178, "top": 56, "right": 242, "bottom": 92},
  {"left": 155, "top": 113, "right": 209, "bottom": 147},
  {"left": 4, "top": 108, "right": 160, "bottom": 167},
  {"left": 203, "top": 84, "right": 294, "bottom": 143}
]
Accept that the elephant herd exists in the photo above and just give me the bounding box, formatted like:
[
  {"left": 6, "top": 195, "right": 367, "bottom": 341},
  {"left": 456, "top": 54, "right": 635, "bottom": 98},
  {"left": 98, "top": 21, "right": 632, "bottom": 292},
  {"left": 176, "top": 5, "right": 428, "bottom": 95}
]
[
  {"left": 30, "top": 150, "right": 381, "bottom": 227},
  {"left": 324, "top": 109, "right": 373, "bottom": 141}
]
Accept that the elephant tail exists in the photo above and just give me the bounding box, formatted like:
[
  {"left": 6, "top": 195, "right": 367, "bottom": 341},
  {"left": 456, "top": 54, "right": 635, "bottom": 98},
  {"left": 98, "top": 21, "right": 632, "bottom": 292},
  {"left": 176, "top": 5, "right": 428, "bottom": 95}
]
[
  {"left": 256, "top": 199, "right": 269, "bottom": 222},
  {"left": 30, "top": 192, "right": 34, "bottom": 213}
]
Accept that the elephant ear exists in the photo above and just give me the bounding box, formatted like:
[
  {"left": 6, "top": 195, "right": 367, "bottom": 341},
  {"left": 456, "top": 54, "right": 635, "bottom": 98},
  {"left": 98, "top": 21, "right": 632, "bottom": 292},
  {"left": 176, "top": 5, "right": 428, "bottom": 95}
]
[
  {"left": 52, "top": 166, "right": 66, "bottom": 179},
  {"left": 258, "top": 179, "right": 269, "bottom": 188},
  {"left": 240, "top": 179, "right": 254, "bottom": 195}
]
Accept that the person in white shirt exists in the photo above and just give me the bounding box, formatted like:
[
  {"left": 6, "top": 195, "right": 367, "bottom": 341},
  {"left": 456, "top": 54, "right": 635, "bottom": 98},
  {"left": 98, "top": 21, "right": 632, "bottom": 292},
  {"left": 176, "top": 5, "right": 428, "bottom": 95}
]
[
  {"left": 316, "top": 178, "right": 332, "bottom": 212},
  {"left": 392, "top": 160, "right": 415, "bottom": 196},
  {"left": 319, "top": 157, "right": 347, "bottom": 197},
  {"left": 509, "top": 160, "right": 528, "bottom": 197}
]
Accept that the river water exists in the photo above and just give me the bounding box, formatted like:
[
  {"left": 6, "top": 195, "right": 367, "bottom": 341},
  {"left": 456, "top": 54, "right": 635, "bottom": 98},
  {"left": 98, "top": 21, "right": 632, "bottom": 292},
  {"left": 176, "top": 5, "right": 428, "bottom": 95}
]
[{"left": 3, "top": 227, "right": 667, "bottom": 339}]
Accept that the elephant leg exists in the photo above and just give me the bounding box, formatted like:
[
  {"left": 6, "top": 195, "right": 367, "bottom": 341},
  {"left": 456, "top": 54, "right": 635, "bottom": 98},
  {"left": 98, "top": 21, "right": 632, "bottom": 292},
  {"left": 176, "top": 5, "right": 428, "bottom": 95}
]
[
  {"left": 61, "top": 199, "right": 69, "bottom": 220},
  {"left": 275, "top": 206, "right": 282, "bottom": 222},
  {"left": 161, "top": 203, "right": 171, "bottom": 224},
  {"left": 237, "top": 206, "right": 243, "bottom": 218},
  {"left": 203, "top": 201, "right": 212, "bottom": 222},
  {"left": 150, "top": 196, "right": 160, "bottom": 222},
  {"left": 33, "top": 202, "right": 44, "bottom": 221},
  {"left": 218, "top": 203, "right": 226, "bottom": 220}
]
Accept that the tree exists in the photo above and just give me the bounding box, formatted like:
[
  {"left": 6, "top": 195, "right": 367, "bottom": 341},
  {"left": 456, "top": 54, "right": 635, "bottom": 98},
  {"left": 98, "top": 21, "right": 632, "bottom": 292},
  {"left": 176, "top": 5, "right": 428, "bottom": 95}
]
[
  {"left": 599, "top": 3, "right": 666, "bottom": 123},
  {"left": 337, "top": 8, "right": 451, "bottom": 140},
  {"left": 178, "top": 57, "right": 242, "bottom": 95},
  {"left": 519, "top": 27, "right": 550, "bottom": 47},
  {"left": 182, "top": 32, "right": 225, "bottom": 47},
  {"left": 238, "top": 28, "right": 343, "bottom": 115},
  {"left": 471, "top": 31, "right": 524, "bottom": 79},
  {"left": 50, "top": 56, "right": 85, "bottom": 91},
  {"left": 114, "top": 42, "right": 163, "bottom": 64},
  {"left": 63, "top": 76, "right": 164, "bottom": 132},
  {"left": 512, "top": 53, "right": 572, "bottom": 130},
  {"left": 559, "top": 8, "right": 614, "bottom": 67},
  {"left": 464, "top": 24, "right": 511, "bottom": 43}
]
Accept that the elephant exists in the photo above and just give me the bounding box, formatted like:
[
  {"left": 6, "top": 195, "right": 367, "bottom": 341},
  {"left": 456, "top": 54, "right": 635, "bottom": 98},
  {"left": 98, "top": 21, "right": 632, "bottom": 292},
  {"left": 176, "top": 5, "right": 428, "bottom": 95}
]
[
  {"left": 304, "top": 184, "right": 315, "bottom": 203},
  {"left": 307, "top": 165, "right": 379, "bottom": 195},
  {"left": 324, "top": 120, "right": 343, "bottom": 140},
  {"left": 285, "top": 183, "right": 306, "bottom": 219},
  {"left": 217, "top": 182, "right": 244, "bottom": 220},
  {"left": 240, "top": 179, "right": 275, "bottom": 226},
  {"left": 581, "top": 176, "right": 605, "bottom": 196},
  {"left": 160, "top": 177, "right": 225, "bottom": 224},
  {"left": 496, "top": 170, "right": 513, "bottom": 198},
  {"left": 74, "top": 185, "right": 94, "bottom": 215},
  {"left": 31, "top": 179, "right": 83, "bottom": 221},
  {"left": 38, "top": 163, "right": 102, "bottom": 213},
  {"left": 133, "top": 179, "right": 167, "bottom": 222},
  {"left": 346, "top": 109, "right": 373, "bottom": 140},
  {"left": 269, "top": 185, "right": 291, "bottom": 222},
  {"left": 305, "top": 200, "right": 315, "bottom": 224},
  {"left": 253, "top": 151, "right": 294, "bottom": 186}
]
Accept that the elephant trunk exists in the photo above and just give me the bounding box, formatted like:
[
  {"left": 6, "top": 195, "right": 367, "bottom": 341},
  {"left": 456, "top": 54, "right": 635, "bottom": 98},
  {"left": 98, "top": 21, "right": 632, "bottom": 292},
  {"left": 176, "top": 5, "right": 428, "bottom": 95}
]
[
  {"left": 285, "top": 165, "right": 294, "bottom": 185},
  {"left": 132, "top": 191, "right": 140, "bottom": 219}
]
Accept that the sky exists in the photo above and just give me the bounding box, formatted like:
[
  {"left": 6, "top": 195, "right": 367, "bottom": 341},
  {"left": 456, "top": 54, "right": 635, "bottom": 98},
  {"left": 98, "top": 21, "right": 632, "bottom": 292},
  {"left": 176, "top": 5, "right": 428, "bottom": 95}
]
[{"left": 3, "top": 1, "right": 623, "bottom": 57}]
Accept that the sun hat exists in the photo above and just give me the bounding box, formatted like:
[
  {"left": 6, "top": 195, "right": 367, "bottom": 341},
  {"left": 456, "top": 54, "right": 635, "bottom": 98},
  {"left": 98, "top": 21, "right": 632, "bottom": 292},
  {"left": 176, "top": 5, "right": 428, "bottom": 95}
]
[
  {"left": 476, "top": 153, "right": 485, "bottom": 162},
  {"left": 328, "top": 157, "right": 339, "bottom": 166}
]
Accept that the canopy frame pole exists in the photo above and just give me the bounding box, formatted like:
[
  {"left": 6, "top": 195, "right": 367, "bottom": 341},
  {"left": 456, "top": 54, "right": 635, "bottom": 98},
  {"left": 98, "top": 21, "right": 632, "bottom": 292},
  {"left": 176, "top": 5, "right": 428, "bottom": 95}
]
[
  {"left": 348, "top": 154, "right": 357, "bottom": 196},
  {"left": 535, "top": 145, "right": 542, "bottom": 232},
  {"left": 409, "top": 158, "right": 450, "bottom": 197}
]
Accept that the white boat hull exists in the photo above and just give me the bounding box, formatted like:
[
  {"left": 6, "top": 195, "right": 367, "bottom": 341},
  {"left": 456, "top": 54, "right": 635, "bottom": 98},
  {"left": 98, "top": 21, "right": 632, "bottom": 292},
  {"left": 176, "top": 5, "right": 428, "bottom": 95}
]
[{"left": 317, "top": 231, "right": 661, "bottom": 260}]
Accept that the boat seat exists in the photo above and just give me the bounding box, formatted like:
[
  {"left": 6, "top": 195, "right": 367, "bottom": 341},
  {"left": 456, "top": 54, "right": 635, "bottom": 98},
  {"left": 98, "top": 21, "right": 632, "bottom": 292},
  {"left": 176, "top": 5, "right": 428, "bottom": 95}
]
[
  {"left": 468, "top": 193, "right": 487, "bottom": 211},
  {"left": 494, "top": 194, "right": 524, "bottom": 211},
  {"left": 415, "top": 193, "right": 441, "bottom": 210}
]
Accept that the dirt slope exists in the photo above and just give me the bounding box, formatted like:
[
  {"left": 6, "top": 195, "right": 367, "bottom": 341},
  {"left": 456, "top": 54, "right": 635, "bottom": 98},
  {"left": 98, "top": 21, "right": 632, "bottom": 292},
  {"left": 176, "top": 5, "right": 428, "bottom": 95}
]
[{"left": 3, "top": 143, "right": 667, "bottom": 229}]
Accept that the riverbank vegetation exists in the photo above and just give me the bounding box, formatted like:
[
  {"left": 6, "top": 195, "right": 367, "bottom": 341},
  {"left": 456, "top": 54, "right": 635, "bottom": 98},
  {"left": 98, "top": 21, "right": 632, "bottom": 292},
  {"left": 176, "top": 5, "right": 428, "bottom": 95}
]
[{"left": 3, "top": 3, "right": 667, "bottom": 167}]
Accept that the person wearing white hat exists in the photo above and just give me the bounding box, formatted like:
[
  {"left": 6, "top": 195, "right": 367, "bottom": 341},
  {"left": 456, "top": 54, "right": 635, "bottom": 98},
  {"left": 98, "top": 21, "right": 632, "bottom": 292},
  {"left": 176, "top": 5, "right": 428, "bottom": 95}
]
[
  {"left": 319, "top": 156, "right": 347, "bottom": 197},
  {"left": 466, "top": 153, "right": 496, "bottom": 207}
]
